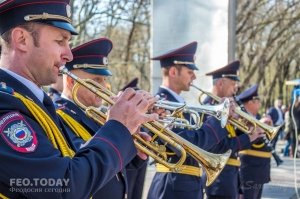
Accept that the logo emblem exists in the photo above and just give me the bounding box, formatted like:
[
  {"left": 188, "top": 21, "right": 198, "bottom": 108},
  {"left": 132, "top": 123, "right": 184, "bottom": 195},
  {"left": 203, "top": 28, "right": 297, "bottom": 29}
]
[
  {"left": 66, "top": 4, "right": 72, "bottom": 18},
  {"left": 0, "top": 112, "right": 38, "bottom": 153},
  {"left": 103, "top": 57, "right": 109, "bottom": 65},
  {"left": 4, "top": 121, "right": 33, "bottom": 147}
]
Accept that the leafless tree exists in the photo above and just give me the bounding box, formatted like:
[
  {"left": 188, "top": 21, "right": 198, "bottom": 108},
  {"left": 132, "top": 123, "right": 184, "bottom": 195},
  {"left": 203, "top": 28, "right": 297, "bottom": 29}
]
[
  {"left": 236, "top": 0, "right": 300, "bottom": 111},
  {"left": 70, "top": 0, "right": 151, "bottom": 92}
]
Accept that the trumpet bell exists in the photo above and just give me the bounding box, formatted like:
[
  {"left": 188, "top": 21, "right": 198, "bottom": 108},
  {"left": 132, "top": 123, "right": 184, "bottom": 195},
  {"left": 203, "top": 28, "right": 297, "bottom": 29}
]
[
  {"left": 187, "top": 99, "right": 230, "bottom": 128},
  {"left": 191, "top": 84, "right": 279, "bottom": 141},
  {"left": 265, "top": 124, "right": 283, "bottom": 141},
  {"left": 203, "top": 149, "right": 232, "bottom": 186},
  {"left": 219, "top": 99, "right": 230, "bottom": 128},
  {"left": 162, "top": 125, "right": 232, "bottom": 186}
]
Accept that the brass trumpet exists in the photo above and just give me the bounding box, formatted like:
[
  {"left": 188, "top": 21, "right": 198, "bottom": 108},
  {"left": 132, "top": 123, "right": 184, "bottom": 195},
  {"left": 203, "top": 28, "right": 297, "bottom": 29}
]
[
  {"left": 191, "top": 84, "right": 281, "bottom": 141},
  {"left": 154, "top": 99, "right": 230, "bottom": 128},
  {"left": 61, "top": 67, "right": 231, "bottom": 186}
]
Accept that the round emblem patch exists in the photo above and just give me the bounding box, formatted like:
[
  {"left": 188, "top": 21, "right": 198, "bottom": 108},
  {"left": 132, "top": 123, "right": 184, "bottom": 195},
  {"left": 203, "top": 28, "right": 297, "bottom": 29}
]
[{"left": 0, "top": 112, "right": 38, "bottom": 153}]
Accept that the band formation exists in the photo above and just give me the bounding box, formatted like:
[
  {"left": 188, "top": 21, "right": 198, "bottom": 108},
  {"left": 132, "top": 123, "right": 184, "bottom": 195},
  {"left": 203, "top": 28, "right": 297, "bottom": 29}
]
[{"left": 0, "top": 1, "right": 295, "bottom": 199}]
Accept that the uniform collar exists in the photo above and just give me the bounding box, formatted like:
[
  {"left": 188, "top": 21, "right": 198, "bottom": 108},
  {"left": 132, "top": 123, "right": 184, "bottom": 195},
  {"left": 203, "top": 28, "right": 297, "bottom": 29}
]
[
  {"left": 1, "top": 68, "right": 44, "bottom": 102},
  {"left": 61, "top": 93, "right": 74, "bottom": 103},
  {"left": 160, "top": 85, "right": 185, "bottom": 103}
]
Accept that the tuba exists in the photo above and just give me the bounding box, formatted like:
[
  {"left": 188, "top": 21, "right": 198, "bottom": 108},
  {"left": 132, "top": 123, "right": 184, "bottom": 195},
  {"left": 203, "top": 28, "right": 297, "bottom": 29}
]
[
  {"left": 154, "top": 99, "right": 230, "bottom": 128},
  {"left": 191, "top": 84, "right": 281, "bottom": 141},
  {"left": 61, "top": 67, "right": 231, "bottom": 186}
]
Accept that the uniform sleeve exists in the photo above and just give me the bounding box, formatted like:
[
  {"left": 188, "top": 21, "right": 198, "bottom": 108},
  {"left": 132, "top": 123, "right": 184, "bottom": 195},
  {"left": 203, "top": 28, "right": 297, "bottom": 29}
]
[
  {"left": 213, "top": 133, "right": 251, "bottom": 153},
  {"left": 266, "top": 108, "right": 277, "bottom": 125},
  {"left": 0, "top": 109, "right": 137, "bottom": 199},
  {"left": 179, "top": 116, "right": 251, "bottom": 154},
  {"left": 178, "top": 116, "right": 228, "bottom": 151},
  {"left": 224, "top": 134, "right": 251, "bottom": 153},
  {"left": 126, "top": 155, "right": 148, "bottom": 170}
]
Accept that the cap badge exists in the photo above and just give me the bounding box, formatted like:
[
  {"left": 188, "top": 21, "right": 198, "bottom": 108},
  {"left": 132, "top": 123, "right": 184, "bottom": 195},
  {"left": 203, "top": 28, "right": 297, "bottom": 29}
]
[
  {"left": 66, "top": 4, "right": 72, "bottom": 18},
  {"left": 103, "top": 57, "right": 109, "bottom": 65}
]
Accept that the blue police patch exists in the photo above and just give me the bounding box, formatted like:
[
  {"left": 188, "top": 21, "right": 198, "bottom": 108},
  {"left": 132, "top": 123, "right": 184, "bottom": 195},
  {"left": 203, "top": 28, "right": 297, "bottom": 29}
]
[{"left": 0, "top": 112, "right": 38, "bottom": 153}]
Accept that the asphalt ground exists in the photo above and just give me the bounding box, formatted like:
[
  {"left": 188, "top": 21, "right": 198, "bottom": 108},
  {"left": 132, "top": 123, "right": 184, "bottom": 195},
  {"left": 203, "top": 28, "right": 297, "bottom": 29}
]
[{"left": 142, "top": 140, "right": 300, "bottom": 199}]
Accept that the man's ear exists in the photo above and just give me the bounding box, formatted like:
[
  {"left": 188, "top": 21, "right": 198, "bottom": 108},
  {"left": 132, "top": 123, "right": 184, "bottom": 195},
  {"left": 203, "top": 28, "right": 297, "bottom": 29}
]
[
  {"left": 169, "top": 66, "right": 177, "bottom": 76},
  {"left": 10, "top": 28, "right": 30, "bottom": 52},
  {"left": 66, "top": 75, "right": 75, "bottom": 89},
  {"left": 216, "top": 78, "right": 223, "bottom": 88}
]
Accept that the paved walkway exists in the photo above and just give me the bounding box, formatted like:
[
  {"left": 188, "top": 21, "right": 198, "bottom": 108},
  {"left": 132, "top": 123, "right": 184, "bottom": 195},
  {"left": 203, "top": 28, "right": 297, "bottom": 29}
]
[
  {"left": 262, "top": 156, "right": 300, "bottom": 199},
  {"left": 142, "top": 140, "right": 300, "bottom": 199}
]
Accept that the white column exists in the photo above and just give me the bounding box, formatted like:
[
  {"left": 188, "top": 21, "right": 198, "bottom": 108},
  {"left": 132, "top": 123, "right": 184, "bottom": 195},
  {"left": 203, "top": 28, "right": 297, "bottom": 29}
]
[{"left": 151, "top": 0, "right": 229, "bottom": 105}]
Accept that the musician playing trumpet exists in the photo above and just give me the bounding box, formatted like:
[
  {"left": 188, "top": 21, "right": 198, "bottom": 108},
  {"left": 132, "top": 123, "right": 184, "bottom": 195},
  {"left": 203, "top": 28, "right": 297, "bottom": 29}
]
[
  {"left": 237, "top": 84, "right": 272, "bottom": 199},
  {"left": 147, "top": 42, "right": 264, "bottom": 199},
  {"left": 202, "top": 61, "right": 266, "bottom": 199},
  {"left": 54, "top": 38, "right": 155, "bottom": 199}
]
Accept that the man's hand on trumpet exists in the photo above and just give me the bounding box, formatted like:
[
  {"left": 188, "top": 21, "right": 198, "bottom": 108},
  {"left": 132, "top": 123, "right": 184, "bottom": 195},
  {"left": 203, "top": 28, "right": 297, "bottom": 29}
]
[
  {"left": 260, "top": 115, "right": 273, "bottom": 126},
  {"left": 134, "top": 129, "right": 152, "bottom": 160},
  {"left": 246, "top": 126, "right": 266, "bottom": 142},
  {"left": 108, "top": 88, "right": 159, "bottom": 134}
]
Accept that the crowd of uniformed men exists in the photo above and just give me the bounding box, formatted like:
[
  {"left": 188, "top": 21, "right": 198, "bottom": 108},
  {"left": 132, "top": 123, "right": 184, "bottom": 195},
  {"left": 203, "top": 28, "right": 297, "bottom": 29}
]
[{"left": 0, "top": 0, "right": 284, "bottom": 199}]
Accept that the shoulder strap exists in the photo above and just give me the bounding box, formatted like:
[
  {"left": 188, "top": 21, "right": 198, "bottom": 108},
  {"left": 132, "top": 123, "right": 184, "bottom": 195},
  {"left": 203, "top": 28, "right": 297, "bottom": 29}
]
[
  {"left": 56, "top": 109, "right": 92, "bottom": 141},
  {"left": 226, "top": 124, "right": 236, "bottom": 137},
  {"left": 0, "top": 82, "right": 14, "bottom": 95},
  {"left": 12, "top": 92, "right": 75, "bottom": 157},
  {"left": 0, "top": 193, "right": 9, "bottom": 199}
]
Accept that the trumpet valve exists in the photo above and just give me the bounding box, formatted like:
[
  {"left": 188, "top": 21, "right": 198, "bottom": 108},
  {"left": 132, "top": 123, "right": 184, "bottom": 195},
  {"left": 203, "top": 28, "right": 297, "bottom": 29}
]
[{"left": 150, "top": 142, "right": 168, "bottom": 160}]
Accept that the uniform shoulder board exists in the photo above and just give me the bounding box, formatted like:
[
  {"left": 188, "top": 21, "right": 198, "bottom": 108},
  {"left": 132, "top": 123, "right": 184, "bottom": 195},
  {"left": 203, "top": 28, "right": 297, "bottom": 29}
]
[
  {"left": 54, "top": 102, "right": 65, "bottom": 109},
  {"left": 0, "top": 82, "right": 14, "bottom": 95},
  {"left": 158, "top": 93, "right": 167, "bottom": 100}
]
